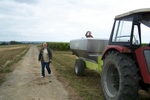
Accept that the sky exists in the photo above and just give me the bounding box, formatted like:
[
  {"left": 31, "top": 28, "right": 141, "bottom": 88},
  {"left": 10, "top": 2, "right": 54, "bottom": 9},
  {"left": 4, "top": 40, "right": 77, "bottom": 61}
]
[{"left": 0, "top": 0, "right": 149, "bottom": 42}]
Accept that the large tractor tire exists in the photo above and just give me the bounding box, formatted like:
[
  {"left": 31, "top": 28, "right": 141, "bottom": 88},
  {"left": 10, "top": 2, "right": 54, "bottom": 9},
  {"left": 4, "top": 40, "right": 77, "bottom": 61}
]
[
  {"left": 74, "top": 59, "right": 85, "bottom": 76},
  {"left": 101, "top": 52, "right": 139, "bottom": 100}
]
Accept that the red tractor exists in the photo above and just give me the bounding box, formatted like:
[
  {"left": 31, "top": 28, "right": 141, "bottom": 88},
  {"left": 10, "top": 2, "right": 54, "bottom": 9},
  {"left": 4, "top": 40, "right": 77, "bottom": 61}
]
[{"left": 101, "top": 8, "right": 150, "bottom": 100}]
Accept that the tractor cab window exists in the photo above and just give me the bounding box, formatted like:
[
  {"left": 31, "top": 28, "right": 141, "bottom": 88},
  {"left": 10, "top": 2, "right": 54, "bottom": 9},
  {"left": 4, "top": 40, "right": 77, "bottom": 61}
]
[
  {"left": 132, "top": 25, "right": 140, "bottom": 45},
  {"left": 140, "top": 15, "right": 150, "bottom": 44},
  {"left": 141, "top": 23, "right": 150, "bottom": 44},
  {"left": 112, "top": 20, "right": 132, "bottom": 42}
]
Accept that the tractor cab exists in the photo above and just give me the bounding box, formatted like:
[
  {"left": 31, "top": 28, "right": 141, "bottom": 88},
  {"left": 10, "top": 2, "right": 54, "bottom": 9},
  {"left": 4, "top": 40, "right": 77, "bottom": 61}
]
[
  {"left": 101, "top": 8, "right": 150, "bottom": 100},
  {"left": 104, "top": 8, "right": 150, "bottom": 84},
  {"left": 109, "top": 8, "right": 150, "bottom": 49},
  {"left": 106, "top": 8, "right": 150, "bottom": 84}
]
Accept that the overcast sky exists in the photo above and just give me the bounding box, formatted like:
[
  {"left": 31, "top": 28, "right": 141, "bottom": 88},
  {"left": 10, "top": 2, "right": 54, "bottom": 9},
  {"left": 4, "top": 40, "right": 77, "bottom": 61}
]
[{"left": 0, "top": 0, "right": 149, "bottom": 42}]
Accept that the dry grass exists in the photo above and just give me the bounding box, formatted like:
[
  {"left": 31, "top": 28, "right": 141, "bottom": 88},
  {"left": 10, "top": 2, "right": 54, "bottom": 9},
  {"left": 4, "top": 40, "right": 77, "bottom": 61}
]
[
  {"left": 0, "top": 45, "right": 29, "bottom": 85},
  {"left": 0, "top": 48, "right": 26, "bottom": 67},
  {"left": 52, "top": 51, "right": 104, "bottom": 100},
  {"left": 0, "top": 45, "right": 28, "bottom": 52},
  {"left": 0, "top": 44, "right": 23, "bottom": 48}
]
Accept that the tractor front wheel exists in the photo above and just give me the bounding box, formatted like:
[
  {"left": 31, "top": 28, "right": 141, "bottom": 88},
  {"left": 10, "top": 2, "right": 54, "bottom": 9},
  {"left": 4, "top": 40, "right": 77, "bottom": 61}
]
[{"left": 101, "top": 52, "right": 139, "bottom": 100}]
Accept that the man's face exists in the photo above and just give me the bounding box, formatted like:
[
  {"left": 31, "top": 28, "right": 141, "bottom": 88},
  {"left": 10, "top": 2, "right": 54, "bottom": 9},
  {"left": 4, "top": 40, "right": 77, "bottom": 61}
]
[
  {"left": 89, "top": 32, "right": 91, "bottom": 35},
  {"left": 43, "top": 43, "right": 47, "bottom": 48}
]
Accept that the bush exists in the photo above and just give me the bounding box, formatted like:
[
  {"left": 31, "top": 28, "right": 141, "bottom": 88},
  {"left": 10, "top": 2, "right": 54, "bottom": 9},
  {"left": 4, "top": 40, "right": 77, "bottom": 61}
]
[
  {"left": 142, "top": 43, "right": 149, "bottom": 46},
  {"left": 10, "top": 41, "right": 22, "bottom": 45},
  {"left": 0, "top": 41, "right": 23, "bottom": 45},
  {"left": 47, "top": 42, "right": 70, "bottom": 51},
  {"left": 0, "top": 42, "right": 9, "bottom": 45}
]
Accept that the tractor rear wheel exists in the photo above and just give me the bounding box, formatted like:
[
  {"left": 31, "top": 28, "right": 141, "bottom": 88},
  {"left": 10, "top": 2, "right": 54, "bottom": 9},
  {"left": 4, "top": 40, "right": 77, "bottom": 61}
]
[
  {"left": 74, "top": 59, "right": 85, "bottom": 76},
  {"left": 101, "top": 52, "right": 139, "bottom": 100}
]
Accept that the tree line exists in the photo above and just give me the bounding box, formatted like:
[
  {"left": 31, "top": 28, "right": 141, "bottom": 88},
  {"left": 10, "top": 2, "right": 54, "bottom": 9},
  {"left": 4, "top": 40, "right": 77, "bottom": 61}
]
[{"left": 0, "top": 41, "right": 23, "bottom": 45}]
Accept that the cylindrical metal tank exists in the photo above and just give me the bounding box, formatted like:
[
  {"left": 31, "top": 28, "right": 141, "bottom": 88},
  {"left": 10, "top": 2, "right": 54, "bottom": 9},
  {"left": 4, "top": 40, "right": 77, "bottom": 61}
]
[{"left": 70, "top": 38, "right": 108, "bottom": 62}]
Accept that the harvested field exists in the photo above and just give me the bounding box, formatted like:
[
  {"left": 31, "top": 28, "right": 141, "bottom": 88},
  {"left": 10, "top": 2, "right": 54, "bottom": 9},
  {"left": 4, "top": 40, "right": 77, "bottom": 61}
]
[
  {"left": 0, "top": 45, "right": 28, "bottom": 52},
  {"left": 0, "top": 45, "right": 29, "bottom": 70},
  {"left": 0, "top": 45, "right": 29, "bottom": 85}
]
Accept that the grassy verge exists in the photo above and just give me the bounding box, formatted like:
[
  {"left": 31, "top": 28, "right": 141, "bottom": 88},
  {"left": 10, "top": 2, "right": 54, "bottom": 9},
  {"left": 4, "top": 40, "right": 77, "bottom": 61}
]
[
  {"left": 52, "top": 51, "right": 104, "bottom": 100},
  {"left": 0, "top": 46, "right": 29, "bottom": 85}
]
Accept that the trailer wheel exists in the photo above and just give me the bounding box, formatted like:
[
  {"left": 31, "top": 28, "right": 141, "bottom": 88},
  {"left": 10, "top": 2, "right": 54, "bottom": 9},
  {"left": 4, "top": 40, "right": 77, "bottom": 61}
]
[
  {"left": 74, "top": 59, "right": 85, "bottom": 76},
  {"left": 101, "top": 52, "right": 139, "bottom": 100}
]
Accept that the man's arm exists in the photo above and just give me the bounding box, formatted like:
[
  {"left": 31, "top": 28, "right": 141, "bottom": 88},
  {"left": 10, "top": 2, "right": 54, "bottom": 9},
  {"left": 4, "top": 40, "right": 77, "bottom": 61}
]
[
  {"left": 38, "top": 52, "right": 41, "bottom": 61},
  {"left": 38, "top": 49, "right": 42, "bottom": 61},
  {"left": 47, "top": 48, "right": 52, "bottom": 59}
]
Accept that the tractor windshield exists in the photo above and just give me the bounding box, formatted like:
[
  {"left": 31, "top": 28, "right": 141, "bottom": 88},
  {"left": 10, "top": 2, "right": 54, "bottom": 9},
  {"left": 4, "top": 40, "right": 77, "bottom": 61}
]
[
  {"left": 110, "top": 12, "right": 150, "bottom": 45},
  {"left": 112, "top": 20, "right": 132, "bottom": 42}
]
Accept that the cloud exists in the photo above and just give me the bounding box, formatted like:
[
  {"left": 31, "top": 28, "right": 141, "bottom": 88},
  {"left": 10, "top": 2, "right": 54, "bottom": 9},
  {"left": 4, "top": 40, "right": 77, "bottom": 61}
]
[
  {"left": 0, "top": 0, "right": 149, "bottom": 42},
  {"left": 14, "top": 0, "right": 38, "bottom": 4}
]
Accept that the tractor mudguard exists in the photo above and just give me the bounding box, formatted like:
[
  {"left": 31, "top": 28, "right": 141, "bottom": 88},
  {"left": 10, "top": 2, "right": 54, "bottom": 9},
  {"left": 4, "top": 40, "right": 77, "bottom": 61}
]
[{"left": 102, "top": 45, "right": 131, "bottom": 59}]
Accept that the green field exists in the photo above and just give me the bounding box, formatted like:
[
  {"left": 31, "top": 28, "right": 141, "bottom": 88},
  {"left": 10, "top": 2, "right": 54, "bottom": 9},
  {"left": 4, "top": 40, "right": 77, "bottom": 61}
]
[{"left": 47, "top": 42, "right": 70, "bottom": 51}]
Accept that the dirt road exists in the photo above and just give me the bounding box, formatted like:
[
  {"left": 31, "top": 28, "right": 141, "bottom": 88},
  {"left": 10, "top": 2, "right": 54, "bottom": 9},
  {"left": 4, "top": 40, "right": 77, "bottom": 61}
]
[{"left": 0, "top": 46, "right": 69, "bottom": 100}]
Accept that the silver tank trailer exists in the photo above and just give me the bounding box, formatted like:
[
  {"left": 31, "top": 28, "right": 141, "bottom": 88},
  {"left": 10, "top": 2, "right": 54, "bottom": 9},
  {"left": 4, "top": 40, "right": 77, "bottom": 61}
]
[{"left": 70, "top": 38, "right": 108, "bottom": 62}]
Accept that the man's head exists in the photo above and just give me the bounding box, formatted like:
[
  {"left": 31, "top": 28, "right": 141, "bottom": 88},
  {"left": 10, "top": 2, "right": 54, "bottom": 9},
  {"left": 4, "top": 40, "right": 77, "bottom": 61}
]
[
  {"left": 89, "top": 31, "right": 92, "bottom": 35},
  {"left": 86, "top": 31, "right": 92, "bottom": 35},
  {"left": 43, "top": 42, "right": 48, "bottom": 48}
]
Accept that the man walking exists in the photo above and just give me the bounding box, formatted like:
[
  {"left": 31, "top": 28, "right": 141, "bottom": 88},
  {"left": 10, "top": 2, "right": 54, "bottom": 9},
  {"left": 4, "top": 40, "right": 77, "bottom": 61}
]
[{"left": 38, "top": 42, "right": 52, "bottom": 77}]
